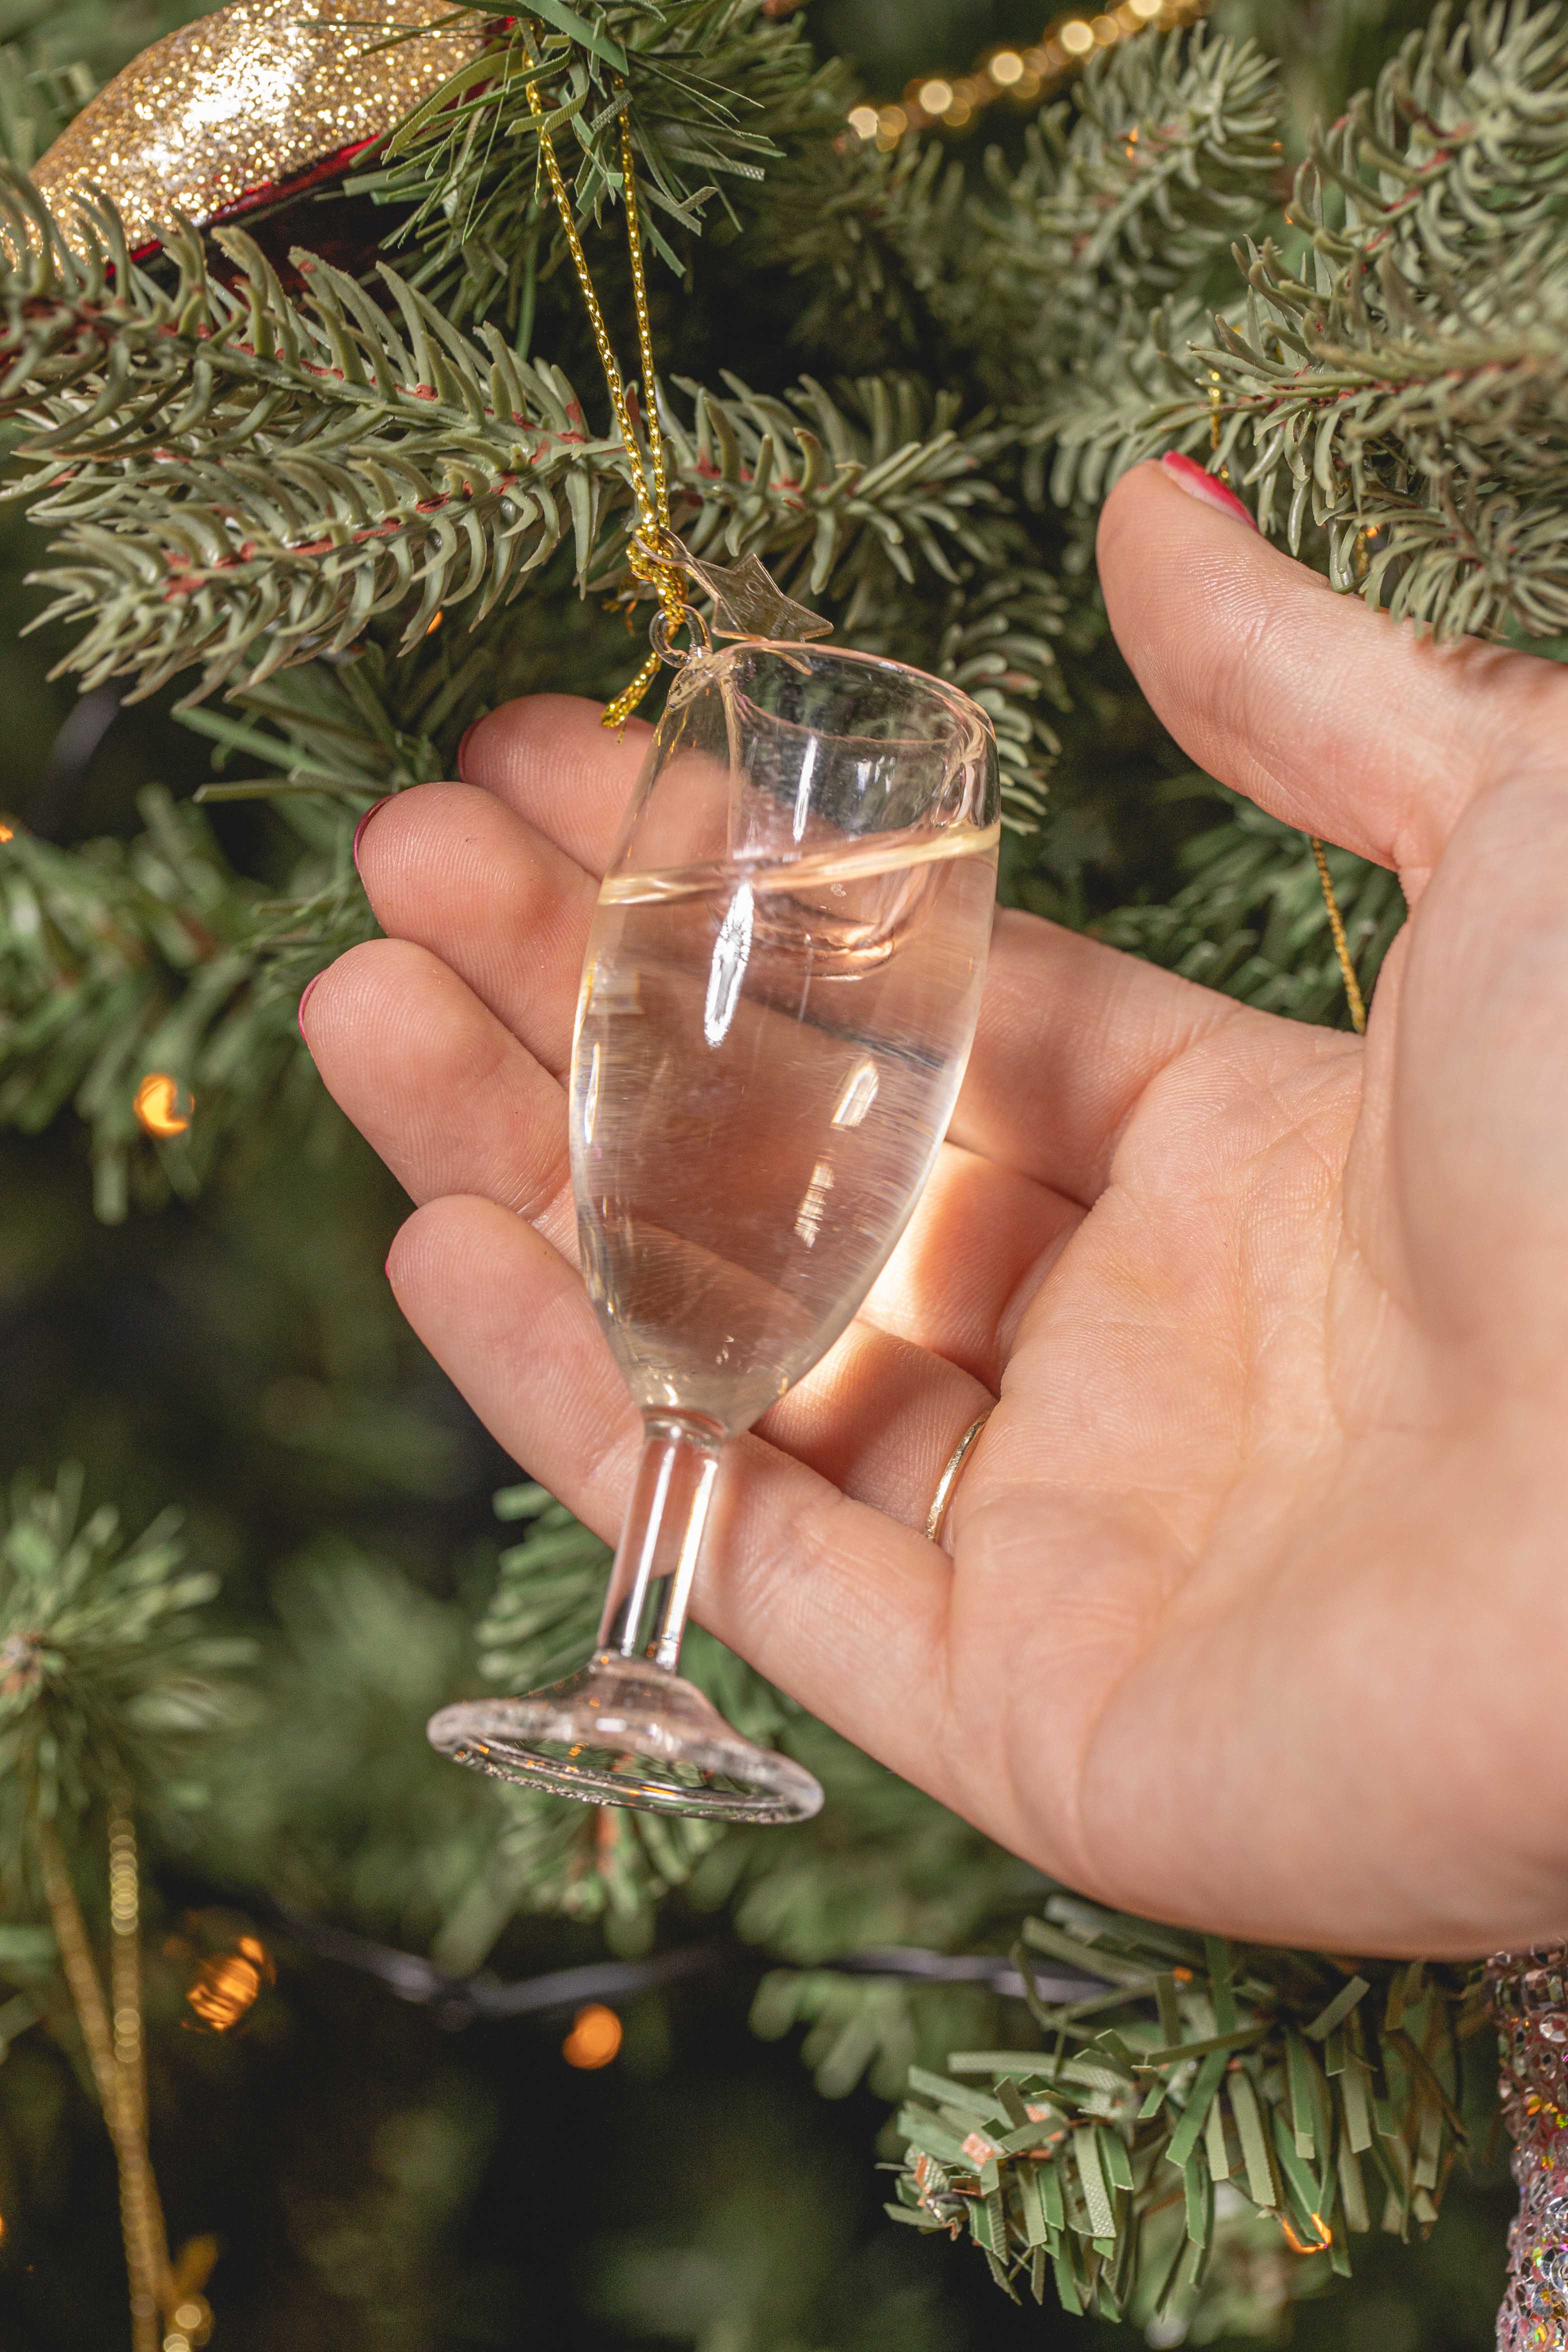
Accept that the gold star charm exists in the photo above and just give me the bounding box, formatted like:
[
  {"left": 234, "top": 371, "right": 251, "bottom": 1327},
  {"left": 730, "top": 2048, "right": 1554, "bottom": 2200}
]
[{"left": 644, "top": 531, "right": 834, "bottom": 644}]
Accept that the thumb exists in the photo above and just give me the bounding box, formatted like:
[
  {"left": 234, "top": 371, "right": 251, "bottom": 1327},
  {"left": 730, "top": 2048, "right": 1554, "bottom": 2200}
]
[{"left": 1096, "top": 458, "right": 1568, "bottom": 882}]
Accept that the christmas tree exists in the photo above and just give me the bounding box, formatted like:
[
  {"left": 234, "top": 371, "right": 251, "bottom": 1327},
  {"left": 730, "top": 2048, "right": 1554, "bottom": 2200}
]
[{"left": 0, "top": 0, "right": 1563, "bottom": 2342}]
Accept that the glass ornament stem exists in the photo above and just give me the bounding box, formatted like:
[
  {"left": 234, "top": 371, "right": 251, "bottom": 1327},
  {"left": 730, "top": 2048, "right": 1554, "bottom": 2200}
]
[{"left": 598, "top": 1414, "right": 722, "bottom": 1670}]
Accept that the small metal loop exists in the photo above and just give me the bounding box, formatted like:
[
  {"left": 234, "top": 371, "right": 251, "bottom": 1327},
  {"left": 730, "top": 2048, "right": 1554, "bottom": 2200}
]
[{"left": 650, "top": 602, "right": 712, "bottom": 668}]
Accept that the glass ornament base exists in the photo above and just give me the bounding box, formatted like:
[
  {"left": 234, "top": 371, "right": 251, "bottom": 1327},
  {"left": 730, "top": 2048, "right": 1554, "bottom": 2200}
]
[{"left": 427, "top": 1654, "right": 824, "bottom": 1824}]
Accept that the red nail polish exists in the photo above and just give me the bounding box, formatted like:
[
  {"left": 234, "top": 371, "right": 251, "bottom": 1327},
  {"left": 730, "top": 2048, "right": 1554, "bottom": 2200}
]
[
  {"left": 1159, "top": 450, "right": 1258, "bottom": 530},
  {"left": 297, "top": 973, "right": 321, "bottom": 1040},
  {"left": 352, "top": 795, "right": 393, "bottom": 872}
]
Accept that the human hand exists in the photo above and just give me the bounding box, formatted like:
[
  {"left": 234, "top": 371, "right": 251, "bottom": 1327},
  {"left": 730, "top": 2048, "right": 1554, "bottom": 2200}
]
[{"left": 300, "top": 459, "right": 1568, "bottom": 1958}]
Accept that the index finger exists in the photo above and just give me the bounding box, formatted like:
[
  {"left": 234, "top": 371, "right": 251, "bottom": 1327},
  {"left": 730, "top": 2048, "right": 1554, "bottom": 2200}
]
[{"left": 459, "top": 692, "right": 652, "bottom": 873}]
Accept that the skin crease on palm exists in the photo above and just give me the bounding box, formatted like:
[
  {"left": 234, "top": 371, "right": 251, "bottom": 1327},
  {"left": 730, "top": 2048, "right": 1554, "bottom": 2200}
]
[{"left": 300, "top": 459, "right": 1568, "bottom": 1964}]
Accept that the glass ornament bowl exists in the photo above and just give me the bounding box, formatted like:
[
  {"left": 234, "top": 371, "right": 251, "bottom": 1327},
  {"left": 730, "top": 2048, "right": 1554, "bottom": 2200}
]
[{"left": 429, "top": 642, "right": 1000, "bottom": 1822}]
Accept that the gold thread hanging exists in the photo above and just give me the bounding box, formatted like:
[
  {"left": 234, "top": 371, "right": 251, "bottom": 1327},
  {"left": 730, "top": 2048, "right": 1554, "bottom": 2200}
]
[
  {"left": 1309, "top": 836, "right": 1366, "bottom": 1034},
  {"left": 522, "top": 40, "right": 686, "bottom": 728}
]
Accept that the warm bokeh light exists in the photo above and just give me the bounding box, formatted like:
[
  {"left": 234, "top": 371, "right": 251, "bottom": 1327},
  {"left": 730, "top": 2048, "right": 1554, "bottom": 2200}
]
[
  {"left": 1280, "top": 2210, "right": 1333, "bottom": 2255},
  {"left": 133, "top": 1072, "right": 194, "bottom": 1138},
  {"left": 842, "top": 1, "right": 1207, "bottom": 142},
  {"left": 184, "top": 1934, "right": 273, "bottom": 2033},
  {"left": 562, "top": 2002, "right": 622, "bottom": 2069},
  {"left": 0, "top": 820, "right": 14, "bottom": 842}
]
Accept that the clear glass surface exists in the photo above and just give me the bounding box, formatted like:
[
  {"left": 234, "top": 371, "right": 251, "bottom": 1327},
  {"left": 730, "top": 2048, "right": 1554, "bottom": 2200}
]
[{"left": 429, "top": 642, "right": 1000, "bottom": 1822}]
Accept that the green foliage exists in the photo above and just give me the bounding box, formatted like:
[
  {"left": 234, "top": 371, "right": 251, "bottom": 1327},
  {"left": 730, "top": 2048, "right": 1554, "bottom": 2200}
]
[
  {"left": 0, "top": 0, "right": 1561, "bottom": 2336},
  {"left": 365, "top": 0, "right": 846, "bottom": 323},
  {"left": 890, "top": 1895, "right": 1488, "bottom": 2332},
  {"left": 0, "top": 1462, "right": 248, "bottom": 1840},
  {"left": 1096, "top": 782, "right": 1403, "bottom": 1020},
  {"left": 472, "top": 1482, "right": 1039, "bottom": 2051},
  {"left": 1055, "top": 2, "right": 1568, "bottom": 640},
  {"left": 1, "top": 184, "right": 1058, "bottom": 814},
  {"left": 0, "top": 782, "right": 360, "bottom": 1220},
  {"left": 192, "top": 1541, "right": 503, "bottom": 1954}
]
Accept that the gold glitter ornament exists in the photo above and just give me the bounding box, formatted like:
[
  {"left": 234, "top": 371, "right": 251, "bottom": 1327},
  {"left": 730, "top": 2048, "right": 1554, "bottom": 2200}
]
[{"left": 32, "top": 0, "right": 492, "bottom": 260}]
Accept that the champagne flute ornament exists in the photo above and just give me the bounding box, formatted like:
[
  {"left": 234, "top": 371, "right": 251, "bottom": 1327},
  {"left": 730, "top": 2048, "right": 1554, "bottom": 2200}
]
[{"left": 428, "top": 64, "right": 1001, "bottom": 1826}]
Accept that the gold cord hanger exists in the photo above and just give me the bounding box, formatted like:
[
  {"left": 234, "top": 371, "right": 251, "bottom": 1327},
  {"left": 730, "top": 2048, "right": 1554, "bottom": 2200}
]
[
  {"left": 522, "top": 30, "right": 827, "bottom": 726},
  {"left": 522, "top": 40, "right": 688, "bottom": 729}
]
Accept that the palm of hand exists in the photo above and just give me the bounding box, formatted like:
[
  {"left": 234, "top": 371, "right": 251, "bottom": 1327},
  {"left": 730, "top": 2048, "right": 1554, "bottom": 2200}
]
[{"left": 304, "top": 466, "right": 1568, "bottom": 1958}]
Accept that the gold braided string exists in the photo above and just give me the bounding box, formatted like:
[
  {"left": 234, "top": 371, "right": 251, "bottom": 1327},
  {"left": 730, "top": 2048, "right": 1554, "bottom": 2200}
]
[
  {"left": 36, "top": 1816, "right": 172, "bottom": 2352},
  {"left": 1210, "top": 374, "right": 1367, "bottom": 1036},
  {"left": 1308, "top": 838, "right": 1366, "bottom": 1034},
  {"left": 522, "top": 42, "right": 685, "bottom": 728}
]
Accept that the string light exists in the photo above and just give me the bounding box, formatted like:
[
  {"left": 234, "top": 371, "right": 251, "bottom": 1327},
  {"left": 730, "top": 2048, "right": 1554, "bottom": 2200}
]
[
  {"left": 182, "top": 1936, "right": 273, "bottom": 2034},
  {"left": 848, "top": 2, "right": 1210, "bottom": 146},
  {"left": 562, "top": 2003, "right": 622, "bottom": 2069},
  {"left": 0, "top": 819, "right": 14, "bottom": 842},
  {"left": 133, "top": 1074, "right": 194, "bottom": 1138},
  {"left": 1280, "top": 2210, "right": 1334, "bottom": 2255}
]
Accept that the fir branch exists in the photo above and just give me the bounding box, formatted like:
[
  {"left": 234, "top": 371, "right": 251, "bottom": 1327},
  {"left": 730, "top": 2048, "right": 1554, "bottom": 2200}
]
[
  {"left": 468, "top": 1485, "right": 1040, "bottom": 1984},
  {"left": 1060, "top": 2, "right": 1568, "bottom": 638},
  {"left": 364, "top": 0, "right": 848, "bottom": 324},
  {"left": 2, "top": 196, "right": 1021, "bottom": 708},
  {"left": 0, "top": 1464, "right": 248, "bottom": 1847},
  {"left": 0, "top": 788, "right": 361, "bottom": 1221},
  {"left": 890, "top": 1894, "right": 1488, "bottom": 2324},
  {"left": 760, "top": 26, "right": 1282, "bottom": 396},
  {"left": 1096, "top": 785, "right": 1402, "bottom": 1024}
]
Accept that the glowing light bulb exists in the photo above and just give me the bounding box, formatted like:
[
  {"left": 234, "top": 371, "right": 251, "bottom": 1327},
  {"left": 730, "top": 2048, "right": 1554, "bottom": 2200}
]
[
  {"left": 1280, "top": 2210, "right": 1333, "bottom": 2255},
  {"left": 846, "top": 104, "right": 879, "bottom": 138},
  {"left": 563, "top": 2004, "right": 622, "bottom": 2069},
  {"left": 989, "top": 50, "right": 1025, "bottom": 84},
  {"left": 1059, "top": 19, "right": 1096, "bottom": 52},
  {"left": 134, "top": 1073, "right": 194, "bottom": 1138},
  {"left": 917, "top": 78, "right": 954, "bottom": 114}
]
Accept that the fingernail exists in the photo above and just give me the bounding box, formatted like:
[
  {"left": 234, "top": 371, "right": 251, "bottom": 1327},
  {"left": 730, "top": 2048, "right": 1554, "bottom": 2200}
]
[
  {"left": 352, "top": 795, "right": 393, "bottom": 872},
  {"left": 297, "top": 973, "right": 320, "bottom": 1040},
  {"left": 1159, "top": 450, "right": 1258, "bottom": 530}
]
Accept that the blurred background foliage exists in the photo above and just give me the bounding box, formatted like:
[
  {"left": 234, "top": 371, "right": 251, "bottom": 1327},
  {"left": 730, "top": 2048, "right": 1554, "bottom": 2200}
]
[{"left": 0, "top": 0, "right": 1530, "bottom": 2342}]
